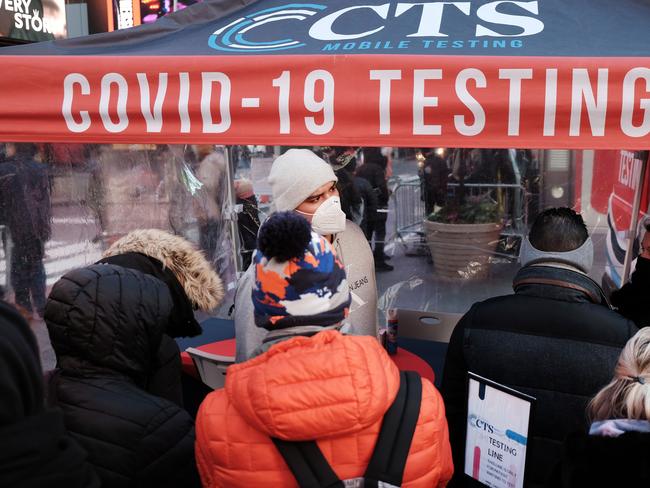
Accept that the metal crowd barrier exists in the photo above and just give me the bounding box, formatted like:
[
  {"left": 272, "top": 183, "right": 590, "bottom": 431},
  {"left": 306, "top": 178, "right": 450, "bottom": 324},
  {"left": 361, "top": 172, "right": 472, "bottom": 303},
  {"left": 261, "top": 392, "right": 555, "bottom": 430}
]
[{"left": 391, "top": 178, "right": 529, "bottom": 250}]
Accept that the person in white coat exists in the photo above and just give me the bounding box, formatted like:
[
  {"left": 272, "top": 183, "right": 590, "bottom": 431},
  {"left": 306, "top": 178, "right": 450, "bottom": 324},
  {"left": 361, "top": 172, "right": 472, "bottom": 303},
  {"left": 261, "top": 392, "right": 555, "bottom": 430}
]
[{"left": 234, "top": 149, "right": 378, "bottom": 361}]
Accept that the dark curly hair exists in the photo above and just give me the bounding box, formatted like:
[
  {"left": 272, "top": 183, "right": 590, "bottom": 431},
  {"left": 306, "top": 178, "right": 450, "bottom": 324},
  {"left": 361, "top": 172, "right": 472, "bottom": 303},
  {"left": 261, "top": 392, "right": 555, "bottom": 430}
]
[{"left": 529, "top": 207, "right": 588, "bottom": 252}]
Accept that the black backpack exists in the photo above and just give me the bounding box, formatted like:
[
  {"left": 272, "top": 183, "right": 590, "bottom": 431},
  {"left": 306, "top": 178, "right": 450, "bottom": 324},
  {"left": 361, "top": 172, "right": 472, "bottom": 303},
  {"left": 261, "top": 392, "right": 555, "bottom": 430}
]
[{"left": 272, "top": 371, "right": 422, "bottom": 488}]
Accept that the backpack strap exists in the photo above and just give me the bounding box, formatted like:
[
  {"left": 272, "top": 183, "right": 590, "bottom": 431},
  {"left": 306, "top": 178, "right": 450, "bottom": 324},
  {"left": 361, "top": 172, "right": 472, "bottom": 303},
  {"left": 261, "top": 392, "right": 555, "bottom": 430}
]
[
  {"left": 364, "top": 371, "right": 423, "bottom": 488},
  {"left": 272, "top": 371, "right": 422, "bottom": 488},
  {"left": 271, "top": 438, "right": 345, "bottom": 488}
]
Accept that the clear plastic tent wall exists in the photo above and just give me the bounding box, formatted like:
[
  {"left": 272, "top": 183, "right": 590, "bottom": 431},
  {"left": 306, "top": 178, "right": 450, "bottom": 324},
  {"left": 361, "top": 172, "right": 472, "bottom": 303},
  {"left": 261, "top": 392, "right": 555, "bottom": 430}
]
[
  {"left": 1, "top": 0, "right": 650, "bottom": 365},
  {"left": 1, "top": 144, "right": 646, "bottom": 330}
]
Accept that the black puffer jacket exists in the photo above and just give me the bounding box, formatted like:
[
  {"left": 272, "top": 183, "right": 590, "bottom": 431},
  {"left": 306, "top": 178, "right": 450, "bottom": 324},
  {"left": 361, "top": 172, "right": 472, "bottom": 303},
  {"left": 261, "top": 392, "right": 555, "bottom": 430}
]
[
  {"left": 441, "top": 264, "right": 638, "bottom": 488},
  {"left": 0, "top": 300, "right": 98, "bottom": 488},
  {"left": 611, "top": 256, "right": 650, "bottom": 328},
  {"left": 45, "top": 264, "right": 200, "bottom": 488},
  {"left": 548, "top": 430, "right": 650, "bottom": 487}
]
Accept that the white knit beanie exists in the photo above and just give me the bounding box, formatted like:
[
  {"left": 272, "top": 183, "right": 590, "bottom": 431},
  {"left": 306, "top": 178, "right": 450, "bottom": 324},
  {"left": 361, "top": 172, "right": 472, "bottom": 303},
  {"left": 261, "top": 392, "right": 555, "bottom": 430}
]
[{"left": 268, "top": 149, "right": 338, "bottom": 212}]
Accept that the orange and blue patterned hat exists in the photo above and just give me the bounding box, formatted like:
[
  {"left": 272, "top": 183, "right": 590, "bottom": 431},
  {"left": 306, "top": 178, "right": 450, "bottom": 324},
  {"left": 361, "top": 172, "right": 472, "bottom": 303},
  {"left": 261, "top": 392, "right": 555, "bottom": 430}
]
[{"left": 252, "top": 212, "right": 350, "bottom": 330}]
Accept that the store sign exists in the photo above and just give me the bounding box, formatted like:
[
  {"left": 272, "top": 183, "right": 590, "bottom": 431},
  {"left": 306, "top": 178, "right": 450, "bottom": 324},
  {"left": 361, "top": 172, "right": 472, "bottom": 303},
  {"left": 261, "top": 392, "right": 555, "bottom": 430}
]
[
  {"left": 116, "top": 0, "right": 135, "bottom": 29},
  {"left": 0, "top": 0, "right": 67, "bottom": 41},
  {"left": 465, "top": 373, "right": 535, "bottom": 488}
]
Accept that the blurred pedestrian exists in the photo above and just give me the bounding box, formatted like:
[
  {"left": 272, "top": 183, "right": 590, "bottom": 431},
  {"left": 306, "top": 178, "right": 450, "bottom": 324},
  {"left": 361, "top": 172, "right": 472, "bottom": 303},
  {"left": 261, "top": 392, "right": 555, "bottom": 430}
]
[
  {"left": 193, "top": 145, "right": 227, "bottom": 265},
  {"left": 234, "top": 178, "right": 260, "bottom": 270},
  {"left": 357, "top": 147, "right": 393, "bottom": 271},
  {"left": 347, "top": 155, "right": 378, "bottom": 236},
  {"left": 196, "top": 212, "right": 453, "bottom": 488},
  {"left": 0, "top": 143, "right": 51, "bottom": 317},
  {"left": 442, "top": 207, "right": 638, "bottom": 487},
  {"left": 419, "top": 148, "right": 449, "bottom": 215},
  {"left": 0, "top": 299, "right": 98, "bottom": 488},
  {"left": 234, "top": 149, "right": 377, "bottom": 362},
  {"left": 45, "top": 264, "right": 201, "bottom": 488},
  {"left": 548, "top": 327, "right": 650, "bottom": 487},
  {"left": 611, "top": 221, "right": 650, "bottom": 327}
]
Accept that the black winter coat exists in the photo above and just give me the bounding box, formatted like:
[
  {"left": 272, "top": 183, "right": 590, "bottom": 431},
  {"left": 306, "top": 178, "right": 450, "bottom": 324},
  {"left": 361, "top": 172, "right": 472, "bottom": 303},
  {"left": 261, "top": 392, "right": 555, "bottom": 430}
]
[
  {"left": 356, "top": 160, "right": 389, "bottom": 207},
  {"left": 0, "top": 300, "right": 99, "bottom": 488},
  {"left": 45, "top": 264, "right": 200, "bottom": 488},
  {"left": 547, "top": 430, "right": 650, "bottom": 487},
  {"left": 441, "top": 264, "right": 638, "bottom": 488},
  {"left": 611, "top": 256, "right": 650, "bottom": 328}
]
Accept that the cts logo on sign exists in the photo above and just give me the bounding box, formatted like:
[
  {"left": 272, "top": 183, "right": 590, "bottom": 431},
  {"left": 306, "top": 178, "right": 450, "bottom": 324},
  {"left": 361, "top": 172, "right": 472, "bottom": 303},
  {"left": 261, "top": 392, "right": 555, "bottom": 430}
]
[
  {"left": 208, "top": 4, "right": 327, "bottom": 52},
  {"left": 209, "top": 1, "right": 545, "bottom": 53}
]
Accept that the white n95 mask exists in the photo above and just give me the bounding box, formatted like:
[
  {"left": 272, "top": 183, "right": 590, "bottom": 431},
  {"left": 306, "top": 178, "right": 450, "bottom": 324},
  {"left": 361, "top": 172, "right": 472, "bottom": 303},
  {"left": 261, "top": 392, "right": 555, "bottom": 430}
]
[{"left": 296, "top": 196, "right": 347, "bottom": 235}]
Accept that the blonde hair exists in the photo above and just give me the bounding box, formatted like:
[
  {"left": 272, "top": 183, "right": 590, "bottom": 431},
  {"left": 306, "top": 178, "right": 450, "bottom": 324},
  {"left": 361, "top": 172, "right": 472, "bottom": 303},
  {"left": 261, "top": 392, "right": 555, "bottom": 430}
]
[{"left": 589, "top": 328, "right": 650, "bottom": 421}]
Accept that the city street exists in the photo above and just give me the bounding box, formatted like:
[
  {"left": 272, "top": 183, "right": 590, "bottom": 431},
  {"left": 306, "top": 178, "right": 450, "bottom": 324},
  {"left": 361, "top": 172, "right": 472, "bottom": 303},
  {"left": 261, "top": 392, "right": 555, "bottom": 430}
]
[{"left": 1, "top": 204, "right": 101, "bottom": 370}]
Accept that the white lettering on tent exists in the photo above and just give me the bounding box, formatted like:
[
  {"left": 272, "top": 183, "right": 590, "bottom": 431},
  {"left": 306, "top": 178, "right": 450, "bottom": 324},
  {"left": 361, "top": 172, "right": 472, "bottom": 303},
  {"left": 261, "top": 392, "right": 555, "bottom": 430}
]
[
  {"left": 309, "top": 4, "right": 389, "bottom": 41},
  {"left": 396, "top": 2, "right": 471, "bottom": 38},
  {"left": 99, "top": 73, "right": 129, "bottom": 133},
  {"left": 137, "top": 73, "right": 168, "bottom": 133},
  {"left": 201, "top": 72, "right": 231, "bottom": 134},
  {"left": 621, "top": 68, "right": 650, "bottom": 138},
  {"left": 272, "top": 71, "right": 291, "bottom": 134},
  {"left": 543, "top": 69, "right": 558, "bottom": 136},
  {"left": 455, "top": 68, "right": 486, "bottom": 136},
  {"left": 304, "top": 70, "right": 335, "bottom": 135},
  {"left": 370, "top": 69, "right": 402, "bottom": 135},
  {"left": 413, "top": 69, "right": 442, "bottom": 135},
  {"left": 499, "top": 68, "right": 532, "bottom": 136},
  {"left": 178, "top": 72, "right": 191, "bottom": 133},
  {"left": 570, "top": 68, "right": 608, "bottom": 137},
  {"left": 62, "top": 73, "right": 91, "bottom": 133},
  {"left": 476, "top": 1, "right": 544, "bottom": 37}
]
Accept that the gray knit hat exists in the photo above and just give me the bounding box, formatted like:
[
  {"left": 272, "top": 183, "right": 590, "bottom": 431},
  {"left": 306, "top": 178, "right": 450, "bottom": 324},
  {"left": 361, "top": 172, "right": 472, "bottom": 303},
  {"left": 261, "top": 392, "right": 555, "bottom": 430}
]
[{"left": 268, "top": 149, "right": 338, "bottom": 212}]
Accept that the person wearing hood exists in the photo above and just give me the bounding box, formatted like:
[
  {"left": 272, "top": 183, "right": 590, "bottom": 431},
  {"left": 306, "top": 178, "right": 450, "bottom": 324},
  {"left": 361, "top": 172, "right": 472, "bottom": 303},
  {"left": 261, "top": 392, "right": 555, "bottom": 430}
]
[
  {"left": 610, "top": 220, "right": 650, "bottom": 328},
  {"left": 234, "top": 149, "right": 378, "bottom": 362},
  {"left": 0, "top": 299, "right": 98, "bottom": 488},
  {"left": 44, "top": 264, "right": 201, "bottom": 488},
  {"left": 98, "top": 228, "right": 224, "bottom": 408},
  {"left": 548, "top": 327, "right": 650, "bottom": 487},
  {"left": 196, "top": 212, "right": 453, "bottom": 487},
  {"left": 441, "top": 207, "right": 638, "bottom": 488}
]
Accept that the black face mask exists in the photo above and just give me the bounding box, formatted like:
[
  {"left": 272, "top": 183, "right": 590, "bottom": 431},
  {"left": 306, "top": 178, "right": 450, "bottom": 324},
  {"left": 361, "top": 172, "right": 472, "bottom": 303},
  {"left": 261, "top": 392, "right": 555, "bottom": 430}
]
[{"left": 97, "top": 252, "right": 203, "bottom": 338}]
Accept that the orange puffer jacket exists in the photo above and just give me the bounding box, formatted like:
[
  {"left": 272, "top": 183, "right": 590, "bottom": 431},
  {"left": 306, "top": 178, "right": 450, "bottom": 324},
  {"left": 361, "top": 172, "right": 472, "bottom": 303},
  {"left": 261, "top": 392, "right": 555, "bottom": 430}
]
[{"left": 195, "top": 330, "right": 453, "bottom": 487}]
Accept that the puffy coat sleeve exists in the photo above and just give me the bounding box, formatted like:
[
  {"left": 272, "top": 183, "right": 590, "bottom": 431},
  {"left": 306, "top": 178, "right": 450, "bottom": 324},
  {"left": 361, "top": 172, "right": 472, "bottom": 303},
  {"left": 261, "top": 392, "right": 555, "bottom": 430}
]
[
  {"left": 135, "top": 404, "right": 201, "bottom": 488},
  {"left": 146, "top": 335, "right": 184, "bottom": 407}
]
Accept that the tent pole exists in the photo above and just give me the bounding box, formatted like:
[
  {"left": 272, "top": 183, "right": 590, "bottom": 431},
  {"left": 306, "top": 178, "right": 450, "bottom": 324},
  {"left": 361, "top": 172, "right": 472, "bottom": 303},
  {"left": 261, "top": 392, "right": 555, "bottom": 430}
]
[
  {"left": 622, "top": 151, "right": 648, "bottom": 284},
  {"left": 224, "top": 146, "right": 243, "bottom": 276}
]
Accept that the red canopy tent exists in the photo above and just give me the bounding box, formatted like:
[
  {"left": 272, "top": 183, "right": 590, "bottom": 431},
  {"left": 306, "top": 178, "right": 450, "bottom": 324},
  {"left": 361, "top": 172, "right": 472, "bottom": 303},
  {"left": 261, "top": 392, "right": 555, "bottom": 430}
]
[{"left": 0, "top": 0, "right": 650, "bottom": 148}]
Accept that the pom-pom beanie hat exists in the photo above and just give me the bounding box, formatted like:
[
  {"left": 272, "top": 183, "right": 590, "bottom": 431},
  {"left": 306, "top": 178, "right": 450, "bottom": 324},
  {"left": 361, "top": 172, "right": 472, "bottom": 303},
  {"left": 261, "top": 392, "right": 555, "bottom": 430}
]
[
  {"left": 252, "top": 212, "right": 351, "bottom": 330},
  {"left": 268, "top": 149, "right": 337, "bottom": 212}
]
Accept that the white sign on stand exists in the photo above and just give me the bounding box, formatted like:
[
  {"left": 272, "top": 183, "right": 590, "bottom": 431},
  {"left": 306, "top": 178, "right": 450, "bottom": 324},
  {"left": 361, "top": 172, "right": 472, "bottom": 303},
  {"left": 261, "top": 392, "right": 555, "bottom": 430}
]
[{"left": 464, "top": 373, "right": 535, "bottom": 488}]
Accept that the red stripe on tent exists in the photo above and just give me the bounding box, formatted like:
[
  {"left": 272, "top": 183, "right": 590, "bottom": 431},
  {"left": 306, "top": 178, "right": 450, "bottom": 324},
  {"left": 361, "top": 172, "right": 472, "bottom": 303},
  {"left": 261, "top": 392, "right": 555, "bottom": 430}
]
[{"left": 2, "top": 55, "right": 650, "bottom": 148}]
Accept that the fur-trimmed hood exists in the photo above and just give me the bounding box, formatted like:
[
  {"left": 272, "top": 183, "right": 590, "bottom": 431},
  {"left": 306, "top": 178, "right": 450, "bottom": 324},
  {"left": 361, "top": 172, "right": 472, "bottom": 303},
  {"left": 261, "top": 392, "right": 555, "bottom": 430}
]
[{"left": 103, "top": 229, "right": 224, "bottom": 311}]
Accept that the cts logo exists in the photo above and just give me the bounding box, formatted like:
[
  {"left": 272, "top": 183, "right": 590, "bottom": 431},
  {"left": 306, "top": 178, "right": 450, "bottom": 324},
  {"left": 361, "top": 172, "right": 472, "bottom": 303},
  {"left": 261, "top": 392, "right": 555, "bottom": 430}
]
[
  {"left": 208, "top": 3, "right": 327, "bottom": 52},
  {"left": 209, "top": 2, "right": 545, "bottom": 53}
]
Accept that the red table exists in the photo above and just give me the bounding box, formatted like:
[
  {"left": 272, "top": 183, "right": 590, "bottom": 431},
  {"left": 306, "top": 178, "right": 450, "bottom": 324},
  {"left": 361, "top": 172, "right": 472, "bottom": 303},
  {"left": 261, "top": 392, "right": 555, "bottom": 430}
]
[{"left": 181, "top": 338, "right": 435, "bottom": 385}]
